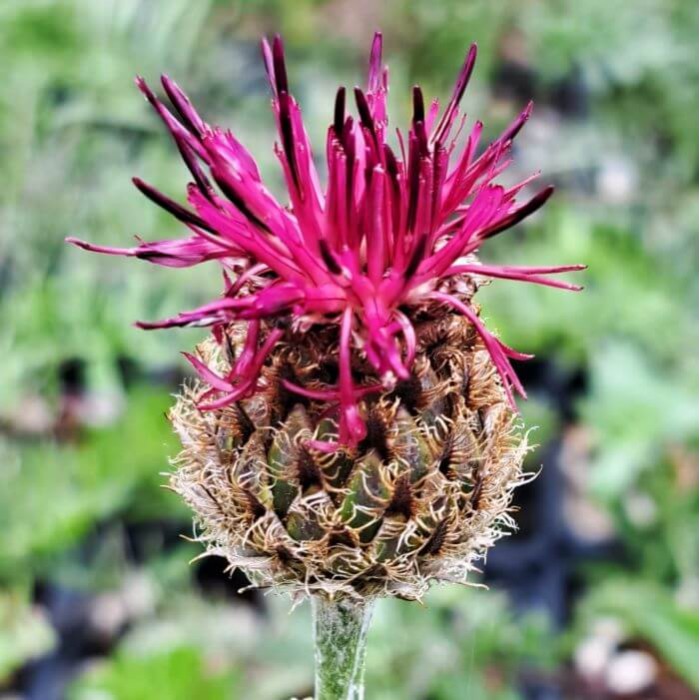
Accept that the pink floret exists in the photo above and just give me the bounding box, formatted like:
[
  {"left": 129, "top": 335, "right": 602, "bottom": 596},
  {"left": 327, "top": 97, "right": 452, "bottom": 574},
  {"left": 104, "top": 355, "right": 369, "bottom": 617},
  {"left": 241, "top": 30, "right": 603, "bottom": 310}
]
[{"left": 67, "top": 33, "right": 584, "bottom": 447}]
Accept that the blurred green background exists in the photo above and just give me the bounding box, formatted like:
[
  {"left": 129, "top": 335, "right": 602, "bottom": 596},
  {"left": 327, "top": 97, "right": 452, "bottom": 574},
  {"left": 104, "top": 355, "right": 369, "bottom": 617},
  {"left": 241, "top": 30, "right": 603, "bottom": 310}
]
[{"left": 0, "top": 1, "right": 697, "bottom": 698}]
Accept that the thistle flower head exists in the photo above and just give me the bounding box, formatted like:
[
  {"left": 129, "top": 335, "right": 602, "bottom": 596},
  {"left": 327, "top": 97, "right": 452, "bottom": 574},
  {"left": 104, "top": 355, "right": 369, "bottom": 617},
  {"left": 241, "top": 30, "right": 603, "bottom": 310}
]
[
  {"left": 68, "top": 33, "right": 586, "bottom": 601},
  {"left": 68, "top": 33, "right": 583, "bottom": 450}
]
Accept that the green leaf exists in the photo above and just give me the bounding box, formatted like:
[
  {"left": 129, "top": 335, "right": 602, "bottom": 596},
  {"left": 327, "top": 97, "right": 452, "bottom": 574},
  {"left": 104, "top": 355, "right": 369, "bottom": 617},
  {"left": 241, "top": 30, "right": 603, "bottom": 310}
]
[{"left": 69, "top": 645, "right": 239, "bottom": 700}]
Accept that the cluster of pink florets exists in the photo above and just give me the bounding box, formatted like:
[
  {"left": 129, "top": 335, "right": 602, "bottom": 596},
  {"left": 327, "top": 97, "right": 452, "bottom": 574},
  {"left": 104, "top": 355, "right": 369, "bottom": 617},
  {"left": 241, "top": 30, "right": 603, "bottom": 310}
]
[{"left": 68, "top": 33, "right": 583, "bottom": 449}]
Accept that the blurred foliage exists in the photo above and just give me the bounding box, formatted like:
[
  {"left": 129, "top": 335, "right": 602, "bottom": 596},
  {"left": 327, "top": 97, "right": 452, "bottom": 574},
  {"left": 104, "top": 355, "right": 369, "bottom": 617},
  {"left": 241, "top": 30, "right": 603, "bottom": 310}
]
[
  {"left": 582, "top": 341, "right": 697, "bottom": 499},
  {"left": 365, "top": 588, "right": 561, "bottom": 699},
  {"left": 0, "top": 388, "right": 181, "bottom": 581},
  {"left": 0, "top": 591, "right": 56, "bottom": 680},
  {"left": 572, "top": 578, "right": 698, "bottom": 688},
  {"left": 0, "top": 0, "right": 697, "bottom": 698},
  {"left": 70, "top": 645, "right": 242, "bottom": 700}
]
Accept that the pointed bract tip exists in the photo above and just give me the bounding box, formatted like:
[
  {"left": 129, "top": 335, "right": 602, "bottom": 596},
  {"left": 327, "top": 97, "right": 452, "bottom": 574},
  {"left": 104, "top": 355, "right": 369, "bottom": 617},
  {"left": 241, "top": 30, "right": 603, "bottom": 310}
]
[
  {"left": 271, "top": 35, "right": 289, "bottom": 95},
  {"left": 368, "top": 32, "right": 384, "bottom": 91},
  {"left": 520, "top": 184, "right": 555, "bottom": 217},
  {"left": 134, "top": 76, "right": 154, "bottom": 100},
  {"left": 134, "top": 320, "right": 163, "bottom": 330},
  {"left": 65, "top": 237, "right": 133, "bottom": 257},
  {"left": 500, "top": 101, "right": 535, "bottom": 143},
  {"left": 370, "top": 31, "right": 383, "bottom": 58},
  {"left": 333, "top": 87, "right": 346, "bottom": 134},
  {"left": 354, "top": 87, "right": 373, "bottom": 130},
  {"left": 412, "top": 86, "right": 425, "bottom": 123},
  {"left": 540, "top": 184, "right": 555, "bottom": 200},
  {"left": 463, "top": 43, "right": 478, "bottom": 74}
]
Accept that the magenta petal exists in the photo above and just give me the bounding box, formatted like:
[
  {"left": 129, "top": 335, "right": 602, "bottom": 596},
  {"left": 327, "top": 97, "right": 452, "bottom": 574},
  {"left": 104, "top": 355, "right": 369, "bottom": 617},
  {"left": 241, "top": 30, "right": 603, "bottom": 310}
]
[
  {"left": 305, "top": 438, "right": 341, "bottom": 454},
  {"left": 429, "top": 291, "right": 527, "bottom": 408},
  {"left": 433, "top": 43, "right": 477, "bottom": 144},
  {"left": 449, "top": 262, "right": 585, "bottom": 291},
  {"left": 66, "top": 237, "right": 139, "bottom": 257},
  {"left": 160, "top": 74, "right": 206, "bottom": 136},
  {"left": 477, "top": 186, "right": 555, "bottom": 242},
  {"left": 367, "top": 32, "right": 383, "bottom": 92},
  {"left": 68, "top": 33, "right": 585, "bottom": 447},
  {"left": 182, "top": 352, "right": 234, "bottom": 391}
]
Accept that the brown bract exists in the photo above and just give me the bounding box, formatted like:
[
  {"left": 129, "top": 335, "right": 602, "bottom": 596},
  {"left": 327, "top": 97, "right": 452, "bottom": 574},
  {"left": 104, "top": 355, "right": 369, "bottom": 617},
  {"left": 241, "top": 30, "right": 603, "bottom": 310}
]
[{"left": 169, "top": 311, "right": 530, "bottom": 601}]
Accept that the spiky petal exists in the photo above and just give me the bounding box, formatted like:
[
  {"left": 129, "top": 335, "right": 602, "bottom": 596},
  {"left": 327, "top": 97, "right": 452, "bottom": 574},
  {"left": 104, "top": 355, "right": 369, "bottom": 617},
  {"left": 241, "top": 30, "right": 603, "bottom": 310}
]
[{"left": 68, "top": 32, "right": 584, "bottom": 447}]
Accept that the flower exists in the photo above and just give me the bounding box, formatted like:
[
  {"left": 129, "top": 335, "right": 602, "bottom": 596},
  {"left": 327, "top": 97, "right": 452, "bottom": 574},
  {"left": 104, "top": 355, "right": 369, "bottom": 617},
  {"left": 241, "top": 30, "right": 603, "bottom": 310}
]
[{"left": 67, "top": 33, "right": 583, "bottom": 449}]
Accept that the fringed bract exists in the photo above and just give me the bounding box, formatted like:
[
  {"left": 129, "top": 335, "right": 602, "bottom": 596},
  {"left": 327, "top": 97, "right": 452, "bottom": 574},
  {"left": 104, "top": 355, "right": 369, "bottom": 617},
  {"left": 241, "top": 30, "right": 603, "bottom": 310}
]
[{"left": 170, "top": 310, "right": 529, "bottom": 601}]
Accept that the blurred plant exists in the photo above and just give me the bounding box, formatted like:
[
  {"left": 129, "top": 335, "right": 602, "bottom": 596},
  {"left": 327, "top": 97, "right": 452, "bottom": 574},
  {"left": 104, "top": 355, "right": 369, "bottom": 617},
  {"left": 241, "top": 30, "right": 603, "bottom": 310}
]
[
  {"left": 581, "top": 342, "right": 697, "bottom": 500},
  {"left": 572, "top": 578, "right": 699, "bottom": 690},
  {"left": 0, "top": 590, "right": 56, "bottom": 681},
  {"left": 0, "top": 0, "right": 221, "bottom": 409},
  {"left": 366, "top": 587, "right": 561, "bottom": 699},
  {"left": 0, "top": 388, "right": 181, "bottom": 582},
  {"left": 65, "top": 582, "right": 559, "bottom": 700},
  {"left": 69, "top": 644, "right": 241, "bottom": 700},
  {"left": 481, "top": 213, "right": 696, "bottom": 365}
]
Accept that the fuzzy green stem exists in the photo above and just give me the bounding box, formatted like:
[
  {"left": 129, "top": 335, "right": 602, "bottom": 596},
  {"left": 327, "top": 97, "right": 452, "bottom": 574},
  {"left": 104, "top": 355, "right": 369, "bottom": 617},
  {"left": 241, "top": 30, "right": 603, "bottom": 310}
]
[{"left": 312, "top": 596, "right": 375, "bottom": 700}]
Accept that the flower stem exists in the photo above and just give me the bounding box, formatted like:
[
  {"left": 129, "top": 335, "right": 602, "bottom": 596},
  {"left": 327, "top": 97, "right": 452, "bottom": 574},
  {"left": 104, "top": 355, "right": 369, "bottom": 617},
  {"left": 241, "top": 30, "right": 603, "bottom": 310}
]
[{"left": 312, "top": 596, "right": 375, "bottom": 700}]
